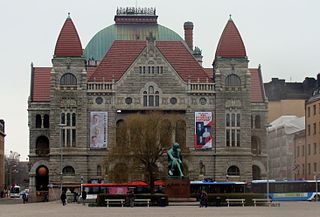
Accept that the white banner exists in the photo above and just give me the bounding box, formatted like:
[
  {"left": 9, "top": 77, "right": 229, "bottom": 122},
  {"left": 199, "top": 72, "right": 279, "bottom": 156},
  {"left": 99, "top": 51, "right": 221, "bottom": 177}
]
[{"left": 90, "top": 112, "right": 108, "bottom": 148}]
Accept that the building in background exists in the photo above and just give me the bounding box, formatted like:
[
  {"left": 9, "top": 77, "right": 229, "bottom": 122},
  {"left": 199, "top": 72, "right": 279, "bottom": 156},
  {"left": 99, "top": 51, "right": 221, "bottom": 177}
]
[
  {"left": 267, "top": 116, "right": 305, "bottom": 180},
  {"left": 294, "top": 129, "right": 306, "bottom": 180},
  {"left": 264, "top": 77, "right": 317, "bottom": 123},
  {"left": 304, "top": 82, "right": 320, "bottom": 180},
  {"left": 28, "top": 8, "right": 268, "bottom": 201},
  {"left": 0, "top": 120, "right": 5, "bottom": 193}
]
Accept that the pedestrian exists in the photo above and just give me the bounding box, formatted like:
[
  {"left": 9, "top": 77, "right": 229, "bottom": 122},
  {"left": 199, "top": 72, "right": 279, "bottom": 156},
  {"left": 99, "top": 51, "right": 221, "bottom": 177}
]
[
  {"left": 81, "top": 189, "right": 87, "bottom": 205},
  {"left": 127, "top": 190, "right": 135, "bottom": 207},
  {"left": 73, "top": 191, "right": 78, "bottom": 203},
  {"left": 199, "top": 190, "right": 208, "bottom": 208},
  {"left": 22, "top": 191, "right": 27, "bottom": 204},
  {"left": 60, "top": 191, "right": 67, "bottom": 206}
]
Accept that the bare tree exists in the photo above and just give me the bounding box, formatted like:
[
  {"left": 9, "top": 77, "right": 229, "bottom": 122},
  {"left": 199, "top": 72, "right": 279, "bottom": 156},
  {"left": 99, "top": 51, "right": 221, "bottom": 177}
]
[{"left": 106, "top": 112, "right": 183, "bottom": 191}]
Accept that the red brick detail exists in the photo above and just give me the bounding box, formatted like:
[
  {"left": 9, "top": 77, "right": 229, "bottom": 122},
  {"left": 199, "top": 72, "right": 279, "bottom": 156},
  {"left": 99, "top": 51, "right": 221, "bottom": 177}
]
[
  {"left": 215, "top": 20, "right": 246, "bottom": 58},
  {"left": 54, "top": 18, "right": 83, "bottom": 57},
  {"left": 89, "top": 41, "right": 146, "bottom": 81},
  {"left": 156, "top": 41, "right": 210, "bottom": 82},
  {"left": 250, "top": 68, "right": 264, "bottom": 102},
  {"left": 32, "top": 67, "right": 51, "bottom": 102},
  {"left": 184, "top": 22, "right": 193, "bottom": 50}
]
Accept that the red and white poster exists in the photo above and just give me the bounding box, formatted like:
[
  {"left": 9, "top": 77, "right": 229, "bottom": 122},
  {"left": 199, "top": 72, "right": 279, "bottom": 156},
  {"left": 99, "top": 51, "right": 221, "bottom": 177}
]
[{"left": 194, "top": 112, "right": 213, "bottom": 149}]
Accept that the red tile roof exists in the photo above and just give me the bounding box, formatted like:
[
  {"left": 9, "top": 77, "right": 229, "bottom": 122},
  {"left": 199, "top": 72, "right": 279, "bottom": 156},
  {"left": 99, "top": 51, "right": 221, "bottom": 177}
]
[
  {"left": 250, "top": 68, "right": 265, "bottom": 103},
  {"left": 215, "top": 19, "right": 246, "bottom": 58},
  {"left": 89, "top": 41, "right": 146, "bottom": 81},
  {"left": 32, "top": 67, "right": 51, "bottom": 102},
  {"left": 156, "top": 41, "right": 210, "bottom": 82},
  {"left": 54, "top": 17, "right": 83, "bottom": 57}
]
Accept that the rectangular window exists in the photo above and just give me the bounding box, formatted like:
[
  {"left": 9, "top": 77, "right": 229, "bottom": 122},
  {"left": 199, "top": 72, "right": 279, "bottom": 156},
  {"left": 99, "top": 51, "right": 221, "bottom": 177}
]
[
  {"left": 308, "top": 163, "right": 311, "bottom": 175},
  {"left": 60, "top": 111, "right": 76, "bottom": 147},
  {"left": 314, "top": 143, "right": 317, "bottom": 155},
  {"left": 302, "top": 145, "right": 305, "bottom": 156},
  {"left": 308, "top": 125, "right": 311, "bottom": 136},
  {"left": 314, "top": 163, "right": 317, "bottom": 173},
  {"left": 225, "top": 111, "right": 240, "bottom": 147},
  {"left": 302, "top": 163, "right": 304, "bottom": 175},
  {"left": 308, "top": 106, "right": 310, "bottom": 117},
  {"left": 314, "top": 105, "right": 316, "bottom": 115},
  {"left": 308, "top": 144, "right": 311, "bottom": 155},
  {"left": 314, "top": 123, "right": 317, "bottom": 135},
  {"left": 226, "top": 130, "right": 230, "bottom": 146}
]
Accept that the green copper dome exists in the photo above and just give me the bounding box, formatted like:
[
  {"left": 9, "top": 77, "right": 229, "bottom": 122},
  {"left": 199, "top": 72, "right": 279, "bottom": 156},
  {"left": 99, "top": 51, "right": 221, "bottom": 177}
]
[{"left": 84, "top": 23, "right": 184, "bottom": 61}]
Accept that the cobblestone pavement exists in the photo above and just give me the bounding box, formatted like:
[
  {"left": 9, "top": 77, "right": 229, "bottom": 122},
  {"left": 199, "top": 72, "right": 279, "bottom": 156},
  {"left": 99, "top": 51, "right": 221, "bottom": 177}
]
[{"left": 0, "top": 201, "right": 320, "bottom": 217}]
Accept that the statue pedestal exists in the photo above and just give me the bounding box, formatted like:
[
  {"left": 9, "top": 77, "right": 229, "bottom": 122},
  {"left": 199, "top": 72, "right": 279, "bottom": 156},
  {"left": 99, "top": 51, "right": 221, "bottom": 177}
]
[{"left": 164, "top": 177, "right": 190, "bottom": 198}]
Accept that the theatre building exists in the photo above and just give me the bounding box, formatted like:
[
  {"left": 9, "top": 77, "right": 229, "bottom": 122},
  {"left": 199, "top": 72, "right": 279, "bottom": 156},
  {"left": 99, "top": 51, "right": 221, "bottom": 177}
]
[{"left": 28, "top": 7, "right": 268, "bottom": 200}]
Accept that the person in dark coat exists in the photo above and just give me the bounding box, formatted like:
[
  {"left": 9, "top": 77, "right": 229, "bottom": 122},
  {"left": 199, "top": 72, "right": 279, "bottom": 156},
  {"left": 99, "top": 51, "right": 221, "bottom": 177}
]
[
  {"left": 81, "top": 190, "right": 87, "bottom": 205},
  {"left": 199, "top": 190, "right": 208, "bottom": 208},
  {"left": 60, "top": 191, "right": 67, "bottom": 206}
]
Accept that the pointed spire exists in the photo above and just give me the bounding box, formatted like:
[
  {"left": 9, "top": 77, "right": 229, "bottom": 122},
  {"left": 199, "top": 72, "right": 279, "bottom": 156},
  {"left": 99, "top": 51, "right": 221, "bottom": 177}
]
[
  {"left": 215, "top": 17, "right": 246, "bottom": 58},
  {"left": 54, "top": 15, "right": 83, "bottom": 57}
]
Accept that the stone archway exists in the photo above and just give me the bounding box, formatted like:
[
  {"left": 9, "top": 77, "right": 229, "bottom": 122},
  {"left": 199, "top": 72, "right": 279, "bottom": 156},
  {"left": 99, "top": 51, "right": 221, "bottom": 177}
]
[{"left": 252, "top": 165, "right": 261, "bottom": 180}]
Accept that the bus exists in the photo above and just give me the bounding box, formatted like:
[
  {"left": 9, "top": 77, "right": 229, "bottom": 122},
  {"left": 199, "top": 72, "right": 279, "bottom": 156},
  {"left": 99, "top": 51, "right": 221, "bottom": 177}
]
[
  {"left": 9, "top": 185, "right": 21, "bottom": 198},
  {"left": 251, "top": 180, "right": 320, "bottom": 201},
  {"left": 190, "top": 180, "right": 247, "bottom": 195},
  {"left": 81, "top": 181, "right": 165, "bottom": 200}
]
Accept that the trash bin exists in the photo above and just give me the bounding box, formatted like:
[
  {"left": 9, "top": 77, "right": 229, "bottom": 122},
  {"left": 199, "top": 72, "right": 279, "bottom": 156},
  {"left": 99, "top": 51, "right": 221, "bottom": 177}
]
[
  {"left": 216, "top": 196, "right": 221, "bottom": 207},
  {"left": 159, "top": 197, "right": 167, "bottom": 207}
]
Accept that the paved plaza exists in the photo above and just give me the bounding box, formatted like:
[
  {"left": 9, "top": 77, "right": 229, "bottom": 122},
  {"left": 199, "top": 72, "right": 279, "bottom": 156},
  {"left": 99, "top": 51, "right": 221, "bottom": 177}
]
[{"left": 1, "top": 200, "right": 320, "bottom": 217}]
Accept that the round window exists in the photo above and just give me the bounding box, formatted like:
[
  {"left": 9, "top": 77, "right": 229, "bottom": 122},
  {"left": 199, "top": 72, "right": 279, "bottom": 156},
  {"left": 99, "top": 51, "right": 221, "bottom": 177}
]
[
  {"left": 170, "top": 97, "right": 177, "bottom": 105},
  {"left": 125, "top": 97, "right": 133, "bottom": 105},
  {"left": 199, "top": 97, "right": 207, "bottom": 105},
  {"left": 95, "top": 97, "right": 103, "bottom": 105}
]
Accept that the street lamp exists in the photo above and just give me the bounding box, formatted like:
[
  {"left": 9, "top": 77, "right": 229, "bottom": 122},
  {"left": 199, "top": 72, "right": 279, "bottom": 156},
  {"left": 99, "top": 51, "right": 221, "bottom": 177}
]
[
  {"left": 265, "top": 124, "right": 272, "bottom": 204},
  {"left": 58, "top": 123, "right": 67, "bottom": 193}
]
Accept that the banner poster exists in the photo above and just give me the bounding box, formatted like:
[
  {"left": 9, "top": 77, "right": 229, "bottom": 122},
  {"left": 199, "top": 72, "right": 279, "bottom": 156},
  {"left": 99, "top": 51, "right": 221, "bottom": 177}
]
[
  {"left": 194, "top": 112, "right": 213, "bottom": 149},
  {"left": 90, "top": 112, "right": 108, "bottom": 149}
]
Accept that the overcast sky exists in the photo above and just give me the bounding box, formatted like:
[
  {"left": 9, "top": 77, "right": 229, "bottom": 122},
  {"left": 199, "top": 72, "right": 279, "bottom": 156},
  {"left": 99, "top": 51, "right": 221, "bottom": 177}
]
[{"left": 1, "top": 0, "right": 319, "bottom": 160}]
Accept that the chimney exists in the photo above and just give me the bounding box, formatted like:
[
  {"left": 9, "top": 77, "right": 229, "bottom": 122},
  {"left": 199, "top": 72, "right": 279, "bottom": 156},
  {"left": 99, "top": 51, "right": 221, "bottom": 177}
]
[
  {"left": 317, "top": 73, "right": 320, "bottom": 87},
  {"left": 184, "top": 21, "right": 194, "bottom": 51}
]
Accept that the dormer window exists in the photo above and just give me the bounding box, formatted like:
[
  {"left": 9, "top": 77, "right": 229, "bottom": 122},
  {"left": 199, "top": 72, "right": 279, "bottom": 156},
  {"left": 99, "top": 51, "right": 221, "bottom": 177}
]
[
  {"left": 225, "top": 74, "right": 241, "bottom": 91},
  {"left": 60, "top": 73, "right": 77, "bottom": 85}
]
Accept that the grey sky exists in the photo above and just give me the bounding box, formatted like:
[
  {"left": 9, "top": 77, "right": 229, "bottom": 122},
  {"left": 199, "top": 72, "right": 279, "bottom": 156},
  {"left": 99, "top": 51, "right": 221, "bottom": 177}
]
[{"left": 1, "top": 0, "right": 319, "bottom": 160}]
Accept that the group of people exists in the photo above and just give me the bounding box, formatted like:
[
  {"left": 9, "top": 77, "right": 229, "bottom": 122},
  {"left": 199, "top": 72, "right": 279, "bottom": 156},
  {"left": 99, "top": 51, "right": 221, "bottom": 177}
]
[{"left": 60, "top": 189, "right": 87, "bottom": 206}]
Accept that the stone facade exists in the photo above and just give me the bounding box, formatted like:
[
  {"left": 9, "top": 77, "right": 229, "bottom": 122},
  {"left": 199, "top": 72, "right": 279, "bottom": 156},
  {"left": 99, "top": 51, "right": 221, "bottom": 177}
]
[{"left": 28, "top": 9, "right": 268, "bottom": 199}]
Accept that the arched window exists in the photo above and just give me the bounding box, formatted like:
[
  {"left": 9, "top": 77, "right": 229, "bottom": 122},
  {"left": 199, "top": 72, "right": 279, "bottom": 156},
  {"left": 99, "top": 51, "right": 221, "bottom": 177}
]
[
  {"left": 36, "top": 114, "right": 42, "bottom": 128},
  {"left": 36, "top": 136, "right": 49, "bottom": 156},
  {"left": 43, "top": 114, "right": 49, "bottom": 128},
  {"left": 227, "top": 166, "right": 240, "bottom": 176},
  {"left": 60, "top": 73, "right": 77, "bottom": 85},
  {"left": 225, "top": 74, "right": 241, "bottom": 86},
  {"left": 63, "top": 166, "right": 75, "bottom": 176},
  {"left": 116, "top": 120, "right": 127, "bottom": 148},
  {"left": 255, "top": 115, "right": 261, "bottom": 129},
  {"left": 176, "top": 120, "right": 186, "bottom": 151},
  {"left": 251, "top": 136, "right": 261, "bottom": 154},
  {"left": 143, "top": 86, "right": 160, "bottom": 107},
  {"left": 252, "top": 165, "right": 261, "bottom": 180},
  {"left": 36, "top": 166, "right": 49, "bottom": 191},
  {"left": 97, "top": 165, "right": 102, "bottom": 176}
]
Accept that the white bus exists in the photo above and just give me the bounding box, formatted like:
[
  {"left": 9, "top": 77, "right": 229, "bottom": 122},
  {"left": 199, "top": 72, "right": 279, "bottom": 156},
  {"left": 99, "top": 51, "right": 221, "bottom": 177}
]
[{"left": 10, "top": 185, "right": 20, "bottom": 198}]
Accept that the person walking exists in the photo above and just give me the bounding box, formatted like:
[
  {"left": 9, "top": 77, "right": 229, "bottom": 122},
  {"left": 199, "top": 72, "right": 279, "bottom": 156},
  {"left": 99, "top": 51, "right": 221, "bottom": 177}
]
[
  {"left": 60, "top": 191, "right": 67, "bottom": 206},
  {"left": 199, "top": 190, "right": 208, "bottom": 208},
  {"left": 81, "top": 190, "right": 87, "bottom": 205},
  {"left": 128, "top": 190, "right": 135, "bottom": 207}
]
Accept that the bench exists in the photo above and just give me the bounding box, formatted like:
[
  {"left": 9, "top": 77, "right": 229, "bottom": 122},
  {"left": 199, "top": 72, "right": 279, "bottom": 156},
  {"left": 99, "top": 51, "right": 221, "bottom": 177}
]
[
  {"left": 105, "top": 199, "right": 125, "bottom": 207},
  {"left": 252, "top": 198, "right": 272, "bottom": 207},
  {"left": 134, "top": 198, "right": 151, "bottom": 207},
  {"left": 226, "top": 198, "right": 245, "bottom": 207}
]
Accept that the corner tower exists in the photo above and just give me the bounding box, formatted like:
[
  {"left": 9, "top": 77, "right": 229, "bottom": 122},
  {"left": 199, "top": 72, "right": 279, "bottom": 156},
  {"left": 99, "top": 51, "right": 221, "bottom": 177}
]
[
  {"left": 49, "top": 14, "right": 88, "bottom": 189},
  {"left": 213, "top": 16, "right": 253, "bottom": 181}
]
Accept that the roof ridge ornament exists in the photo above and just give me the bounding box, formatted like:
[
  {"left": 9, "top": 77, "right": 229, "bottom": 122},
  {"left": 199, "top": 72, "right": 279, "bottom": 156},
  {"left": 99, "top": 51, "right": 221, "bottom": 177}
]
[
  {"left": 68, "top": 12, "right": 71, "bottom": 19},
  {"left": 229, "top": 14, "right": 232, "bottom": 21},
  {"left": 146, "top": 31, "right": 156, "bottom": 43}
]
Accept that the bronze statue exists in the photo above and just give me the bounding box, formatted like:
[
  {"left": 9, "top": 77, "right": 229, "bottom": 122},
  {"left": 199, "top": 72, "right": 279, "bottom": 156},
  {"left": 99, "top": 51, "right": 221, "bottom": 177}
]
[{"left": 167, "top": 143, "right": 184, "bottom": 177}]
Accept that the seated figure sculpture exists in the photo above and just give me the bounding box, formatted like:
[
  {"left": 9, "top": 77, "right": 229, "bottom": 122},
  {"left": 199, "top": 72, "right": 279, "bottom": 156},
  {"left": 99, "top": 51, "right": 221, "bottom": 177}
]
[{"left": 167, "top": 142, "right": 184, "bottom": 177}]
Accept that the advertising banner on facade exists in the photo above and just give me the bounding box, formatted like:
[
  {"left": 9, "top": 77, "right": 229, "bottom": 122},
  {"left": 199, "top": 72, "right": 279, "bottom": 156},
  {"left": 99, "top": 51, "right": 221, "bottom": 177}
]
[
  {"left": 90, "top": 112, "right": 108, "bottom": 149},
  {"left": 194, "top": 112, "right": 212, "bottom": 149}
]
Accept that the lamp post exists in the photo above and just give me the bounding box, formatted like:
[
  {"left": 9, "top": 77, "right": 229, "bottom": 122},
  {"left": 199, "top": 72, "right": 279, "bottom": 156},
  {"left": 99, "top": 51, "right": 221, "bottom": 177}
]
[
  {"left": 265, "top": 124, "right": 272, "bottom": 204},
  {"left": 58, "top": 124, "right": 66, "bottom": 193},
  {"left": 314, "top": 174, "right": 318, "bottom": 202}
]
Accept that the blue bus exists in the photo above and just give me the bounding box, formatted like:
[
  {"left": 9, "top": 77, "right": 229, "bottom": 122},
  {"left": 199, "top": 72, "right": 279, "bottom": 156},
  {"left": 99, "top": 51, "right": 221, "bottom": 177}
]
[
  {"left": 190, "top": 180, "right": 247, "bottom": 195},
  {"left": 251, "top": 180, "right": 320, "bottom": 201}
]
